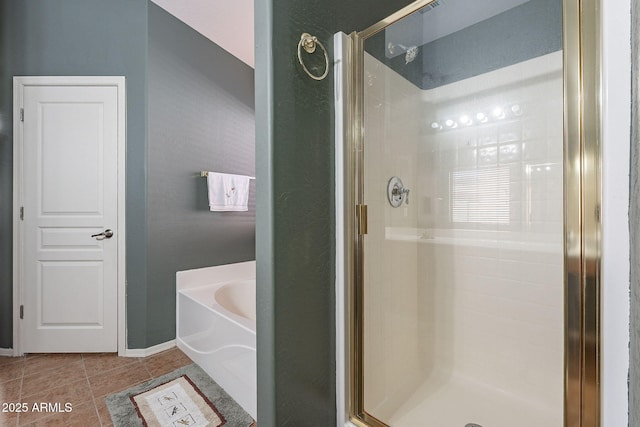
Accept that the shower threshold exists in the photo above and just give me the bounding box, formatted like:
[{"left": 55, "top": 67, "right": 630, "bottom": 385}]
[{"left": 384, "top": 369, "right": 561, "bottom": 427}]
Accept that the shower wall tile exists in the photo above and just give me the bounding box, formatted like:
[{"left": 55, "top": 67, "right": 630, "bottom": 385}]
[
  {"left": 416, "top": 54, "right": 564, "bottom": 416},
  {"left": 363, "top": 51, "right": 564, "bottom": 421},
  {"left": 419, "top": 62, "right": 563, "bottom": 235},
  {"left": 522, "top": 139, "right": 549, "bottom": 161},
  {"left": 417, "top": 254, "right": 564, "bottom": 402},
  {"left": 456, "top": 274, "right": 562, "bottom": 309},
  {"left": 522, "top": 119, "right": 546, "bottom": 141},
  {"left": 363, "top": 53, "right": 423, "bottom": 419}
]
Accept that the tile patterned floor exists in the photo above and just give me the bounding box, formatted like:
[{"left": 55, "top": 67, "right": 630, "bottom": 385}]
[{"left": 0, "top": 348, "right": 193, "bottom": 426}]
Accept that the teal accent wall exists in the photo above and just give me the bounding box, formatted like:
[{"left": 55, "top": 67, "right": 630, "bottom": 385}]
[
  {"left": 0, "top": 0, "right": 13, "bottom": 349},
  {"left": 147, "top": 3, "right": 255, "bottom": 346},
  {"left": 0, "top": 0, "right": 149, "bottom": 349},
  {"left": 366, "top": 0, "right": 562, "bottom": 89},
  {"left": 256, "top": 0, "right": 337, "bottom": 421},
  {"left": 0, "top": 0, "right": 254, "bottom": 350},
  {"left": 255, "top": 1, "right": 414, "bottom": 425}
]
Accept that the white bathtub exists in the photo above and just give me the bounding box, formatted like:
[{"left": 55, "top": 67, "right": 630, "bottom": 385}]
[{"left": 176, "top": 261, "right": 256, "bottom": 419}]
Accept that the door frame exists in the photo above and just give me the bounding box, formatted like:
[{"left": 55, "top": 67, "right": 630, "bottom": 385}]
[
  {"left": 12, "top": 76, "right": 127, "bottom": 356},
  {"left": 337, "top": 0, "right": 603, "bottom": 425}
]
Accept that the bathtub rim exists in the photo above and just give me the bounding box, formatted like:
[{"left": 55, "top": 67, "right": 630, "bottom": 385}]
[{"left": 179, "top": 280, "right": 256, "bottom": 335}]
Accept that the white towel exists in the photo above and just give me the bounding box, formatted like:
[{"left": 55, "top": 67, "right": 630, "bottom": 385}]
[{"left": 207, "top": 172, "right": 251, "bottom": 211}]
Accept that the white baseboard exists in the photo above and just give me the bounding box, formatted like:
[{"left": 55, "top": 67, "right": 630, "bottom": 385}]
[
  {"left": 123, "top": 340, "right": 176, "bottom": 358},
  {"left": 0, "top": 348, "right": 15, "bottom": 357}
]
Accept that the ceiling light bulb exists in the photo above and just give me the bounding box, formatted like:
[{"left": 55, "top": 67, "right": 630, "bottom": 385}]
[
  {"left": 431, "top": 121, "right": 440, "bottom": 129},
  {"left": 459, "top": 115, "right": 471, "bottom": 125},
  {"left": 492, "top": 107, "right": 505, "bottom": 119},
  {"left": 511, "top": 104, "right": 522, "bottom": 115},
  {"left": 476, "top": 112, "right": 487, "bottom": 123},
  {"left": 445, "top": 119, "right": 456, "bottom": 128}
]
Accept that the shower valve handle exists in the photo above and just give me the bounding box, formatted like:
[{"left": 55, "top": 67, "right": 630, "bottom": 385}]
[
  {"left": 388, "top": 177, "right": 410, "bottom": 207},
  {"left": 401, "top": 188, "right": 410, "bottom": 204},
  {"left": 393, "top": 186, "right": 410, "bottom": 204}
]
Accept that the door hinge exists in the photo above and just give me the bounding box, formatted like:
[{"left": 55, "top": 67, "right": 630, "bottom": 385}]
[
  {"left": 356, "top": 204, "right": 368, "bottom": 235},
  {"left": 20, "top": 108, "right": 24, "bottom": 122},
  {"left": 20, "top": 305, "right": 24, "bottom": 319},
  {"left": 20, "top": 206, "right": 24, "bottom": 220}
]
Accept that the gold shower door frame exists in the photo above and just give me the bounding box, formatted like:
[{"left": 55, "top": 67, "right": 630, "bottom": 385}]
[{"left": 345, "top": 0, "right": 602, "bottom": 426}]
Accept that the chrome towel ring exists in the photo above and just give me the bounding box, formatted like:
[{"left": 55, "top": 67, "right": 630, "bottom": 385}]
[{"left": 297, "top": 33, "right": 329, "bottom": 81}]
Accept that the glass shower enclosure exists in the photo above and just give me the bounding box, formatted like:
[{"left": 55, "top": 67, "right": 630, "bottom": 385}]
[{"left": 341, "top": 0, "right": 601, "bottom": 426}]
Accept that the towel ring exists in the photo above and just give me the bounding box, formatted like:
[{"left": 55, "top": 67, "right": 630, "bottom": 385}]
[{"left": 297, "top": 33, "right": 329, "bottom": 81}]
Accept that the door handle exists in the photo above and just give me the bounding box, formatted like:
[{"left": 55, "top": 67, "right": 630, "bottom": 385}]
[{"left": 91, "top": 229, "right": 113, "bottom": 240}]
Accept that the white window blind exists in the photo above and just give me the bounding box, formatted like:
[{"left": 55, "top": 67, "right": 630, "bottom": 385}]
[{"left": 451, "top": 166, "right": 510, "bottom": 224}]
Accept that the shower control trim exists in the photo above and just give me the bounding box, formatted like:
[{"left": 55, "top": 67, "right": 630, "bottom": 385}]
[{"left": 387, "top": 176, "right": 410, "bottom": 208}]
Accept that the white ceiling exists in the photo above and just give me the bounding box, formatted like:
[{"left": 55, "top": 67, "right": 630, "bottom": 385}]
[{"left": 150, "top": 0, "right": 254, "bottom": 68}]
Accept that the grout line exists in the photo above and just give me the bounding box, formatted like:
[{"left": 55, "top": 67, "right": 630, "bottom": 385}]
[
  {"left": 83, "top": 356, "right": 108, "bottom": 427},
  {"left": 91, "top": 362, "right": 154, "bottom": 401},
  {"left": 22, "top": 355, "right": 82, "bottom": 380},
  {"left": 16, "top": 359, "right": 24, "bottom": 427},
  {"left": 92, "top": 397, "right": 105, "bottom": 427},
  {"left": 20, "top": 360, "right": 87, "bottom": 401},
  {"left": 94, "top": 372, "right": 154, "bottom": 401},
  {"left": 84, "top": 358, "right": 141, "bottom": 381},
  {"left": 141, "top": 359, "right": 154, "bottom": 378},
  {"left": 11, "top": 352, "right": 191, "bottom": 425}
]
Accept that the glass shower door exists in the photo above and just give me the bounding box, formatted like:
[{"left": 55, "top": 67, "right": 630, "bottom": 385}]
[{"left": 357, "top": 1, "right": 565, "bottom": 425}]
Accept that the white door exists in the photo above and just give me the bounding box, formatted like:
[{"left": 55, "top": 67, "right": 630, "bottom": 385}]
[{"left": 18, "top": 80, "right": 121, "bottom": 353}]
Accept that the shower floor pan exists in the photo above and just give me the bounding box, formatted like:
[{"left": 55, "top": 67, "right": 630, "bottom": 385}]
[{"left": 385, "top": 370, "right": 561, "bottom": 427}]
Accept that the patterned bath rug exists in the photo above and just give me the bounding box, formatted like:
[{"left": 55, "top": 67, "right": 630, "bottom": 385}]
[
  {"left": 131, "top": 375, "right": 224, "bottom": 426},
  {"left": 106, "top": 364, "right": 255, "bottom": 427}
]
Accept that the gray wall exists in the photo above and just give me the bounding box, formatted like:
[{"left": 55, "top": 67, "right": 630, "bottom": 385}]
[
  {"left": 255, "top": 1, "right": 415, "bottom": 425},
  {"left": 0, "top": 0, "right": 13, "bottom": 348},
  {"left": 630, "top": 0, "right": 639, "bottom": 422},
  {"left": 0, "top": 0, "right": 149, "bottom": 349},
  {"left": 0, "top": 0, "right": 12, "bottom": 349},
  {"left": 0, "top": 0, "right": 254, "bottom": 350},
  {"left": 146, "top": 3, "right": 255, "bottom": 346}
]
